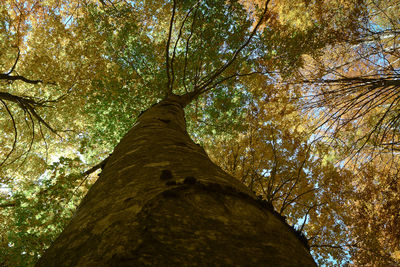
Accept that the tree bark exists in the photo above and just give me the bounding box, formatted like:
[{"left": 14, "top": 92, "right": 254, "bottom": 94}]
[{"left": 36, "top": 95, "right": 316, "bottom": 266}]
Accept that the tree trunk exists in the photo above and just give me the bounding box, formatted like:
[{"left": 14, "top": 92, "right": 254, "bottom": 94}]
[{"left": 36, "top": 96, "right": 316, "bottom": 266}]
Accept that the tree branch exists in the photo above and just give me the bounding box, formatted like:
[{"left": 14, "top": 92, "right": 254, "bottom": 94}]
[
  {"left": 6, "top": 46, "right": 20, "bottom": 75},
  {"left": 0, "top": 73, "right": 42, "bottom": 84},
  {"left": 195, "top": 0, "right": 271, "bottom": 94},
  {"left": 83, "top": 156, "right": 110, "bottom": 176},
  {"left": 0, "top": 100, "right": 17, "bottom": 167},
  {"left": 183, "top": 5, "right": 199, "bottom": 93},
  {"left": 171, "top": 0, "right": 202, "bottom": 94},
  {"left": 0, "top": 201, "right": 16, "bottom": 208},
  {"left": 0, "top": 91, "right": 58, "bottom": 134},
  {"left": 165, "top": 0, "right": 177, "bottom": 95}
]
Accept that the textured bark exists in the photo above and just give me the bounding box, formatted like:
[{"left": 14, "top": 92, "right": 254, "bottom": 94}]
[{"left": 37, "top": 95, "right": 317, "bottom": 266}]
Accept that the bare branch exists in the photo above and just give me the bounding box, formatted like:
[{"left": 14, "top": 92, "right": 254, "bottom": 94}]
[
  {"left": 171, "top": 0, "right": 202, "bottom": 94},
  {"left": 0, "top": 100, "right": 17, "bottom": 167},
  {"left": 83, "top": 156, "right": 109, "bottom": 176},
  {"left": 6, "top": 46, "right": 20, "bottom": 75},
  {"left": 299, "top": 202, "right": 326, "bottom": 233},
  {"left": 0, "top": 73, "right": 42, "bottom": 84},
  {"left": 183, "top": 5, "right": 199, "bottom": 93},
  {"left": 0, "top": 91, "right": 58, "bottom": 134},
  {"left": 194, "top": 0, "right": 271, "bottom": 94},
  {"left": 280, "top": 187, "right": 317, "bottom": 214},
  {"left": 201, "top": 70, "right": 274, "bottom": 94},
  {"left": 62, "top": 156, "right": 110, "bottom": 210},
  {"left": 39, "top": 122, "right": 49, "bottom": 163},
  {"left": 24, "top": 103, "right": 58, "bottom": 134},
  {"left": 165, "top": 0, "right": 177, "bottom": 95}
]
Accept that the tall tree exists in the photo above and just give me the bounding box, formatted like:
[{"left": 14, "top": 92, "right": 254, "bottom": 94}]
[
  {"left": 36, "top": 94, "right": 317, "bottom": 266},
  {"left": 0, "top": 0, "right": 374, "bottom": 266},
  {"left": 34, "top": 0, "right": 320, "bottom": 265}
]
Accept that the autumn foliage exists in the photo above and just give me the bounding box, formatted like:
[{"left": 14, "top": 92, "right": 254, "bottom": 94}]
[{"left": 0, "top": 0, "right": 399, "bottom": 266}]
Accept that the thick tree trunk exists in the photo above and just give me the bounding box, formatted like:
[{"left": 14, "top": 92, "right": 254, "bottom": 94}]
[{"left": 36, "top": 96, "right": 316, "bottom": 266}]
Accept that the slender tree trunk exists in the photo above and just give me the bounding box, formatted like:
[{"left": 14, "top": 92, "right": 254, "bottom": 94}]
[{"left": 36, "top": 95, "right": 316, "bottom": 266}]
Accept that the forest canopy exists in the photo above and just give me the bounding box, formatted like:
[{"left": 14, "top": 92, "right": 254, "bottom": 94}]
[{"left": 0, "top": 0, "right": 399, "bottom": 266}]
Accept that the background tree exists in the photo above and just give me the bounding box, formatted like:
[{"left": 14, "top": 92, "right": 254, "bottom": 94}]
[
  {"left": 301, "top": 0, "right": 400, "bottom": 153},
  {"left": 296, "top": 0, "right": 400, "bottom": 264}
]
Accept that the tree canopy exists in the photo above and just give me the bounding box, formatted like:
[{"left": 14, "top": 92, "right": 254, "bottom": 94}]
[{"left": 0, "top": 0, "right": 399, "bottom": 266}]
